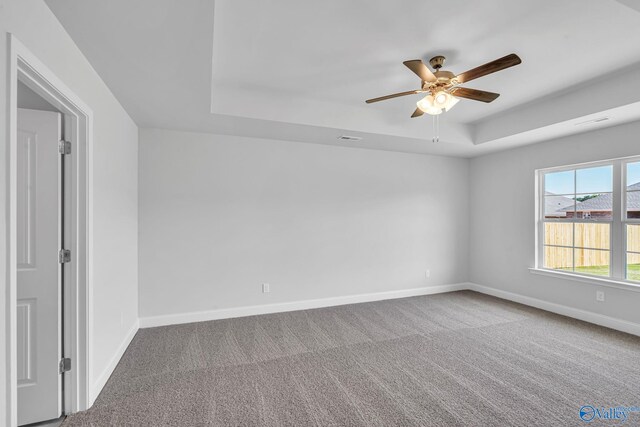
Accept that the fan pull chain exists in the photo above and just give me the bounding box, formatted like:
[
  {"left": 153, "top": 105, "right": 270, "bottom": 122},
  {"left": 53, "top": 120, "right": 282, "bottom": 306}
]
[{"left": 432, "top": 114, "right": 440, "bottom": 143}]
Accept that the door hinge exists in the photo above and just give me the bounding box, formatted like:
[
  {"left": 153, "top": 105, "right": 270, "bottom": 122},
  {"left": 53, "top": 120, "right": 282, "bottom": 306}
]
[
  {"left": 58, "top": 140, "right": 71, "bottom": 155},
  {"left": 59, "top": 358, "right": 71, "bottom": 374},
  {"left": 58, "top": 249, "right": 71, "bottom": 264}
]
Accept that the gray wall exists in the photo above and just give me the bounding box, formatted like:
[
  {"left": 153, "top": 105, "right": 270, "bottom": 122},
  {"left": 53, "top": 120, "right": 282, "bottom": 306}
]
[
  {"left": 138, "top": 128, "right": 469, "bottom": 319},
  {"left": 17, "top": 81, "right": 58, "bottom": 112},
  {"left": 469, "top": 120, "right": 640, "bottom": 326}
]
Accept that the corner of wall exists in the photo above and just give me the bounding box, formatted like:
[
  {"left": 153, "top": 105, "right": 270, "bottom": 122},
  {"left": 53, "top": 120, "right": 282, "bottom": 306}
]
[{"left": 89, "top": 318, "right": 139, "bottom": 406}]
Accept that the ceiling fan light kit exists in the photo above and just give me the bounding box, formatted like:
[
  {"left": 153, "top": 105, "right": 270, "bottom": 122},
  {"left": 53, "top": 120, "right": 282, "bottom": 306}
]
[
  {"left": 365, "top": 53, "right": 522, "bottom": 119},
  {"left": 417, "top": 90, "right": 460, "bottom": 115}
]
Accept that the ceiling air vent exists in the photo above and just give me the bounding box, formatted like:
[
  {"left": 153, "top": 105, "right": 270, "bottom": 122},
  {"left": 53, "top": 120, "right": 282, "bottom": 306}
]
[
  {"left": 337, "top": 135, "right": 363, "bottom": 141},
  {"left": 574, "top": 117, "right": 610, "bottom": 126}
]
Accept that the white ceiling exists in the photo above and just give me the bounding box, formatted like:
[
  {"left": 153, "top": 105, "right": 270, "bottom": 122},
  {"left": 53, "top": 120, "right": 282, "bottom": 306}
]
[{"left": 46, "top": 0, "right": 640, "bottom": 157}]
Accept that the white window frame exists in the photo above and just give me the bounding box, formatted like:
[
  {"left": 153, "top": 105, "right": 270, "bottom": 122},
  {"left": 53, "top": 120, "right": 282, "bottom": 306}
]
[
  {"left": 623, "top": 158, "right": 640, "bottom": 280},
  {"left": 535, "top": 156, "right": 640, "bottom": 285}
]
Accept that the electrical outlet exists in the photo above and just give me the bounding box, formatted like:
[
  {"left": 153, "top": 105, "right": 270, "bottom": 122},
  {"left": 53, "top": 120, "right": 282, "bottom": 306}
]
[
  {"left": 596, "top": 290, "right": 605, "bottom": 302},
  {"left": 262, "top": 283, "right": 270, "bottom": 293},
  {"left": 425, "top": 270, "right": 431, "bottom": 278}
]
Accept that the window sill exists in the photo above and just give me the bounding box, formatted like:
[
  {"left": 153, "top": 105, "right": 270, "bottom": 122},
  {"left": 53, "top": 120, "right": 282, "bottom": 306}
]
[{"left": 529, "top": 268, "right": 640, "bottom": 293}]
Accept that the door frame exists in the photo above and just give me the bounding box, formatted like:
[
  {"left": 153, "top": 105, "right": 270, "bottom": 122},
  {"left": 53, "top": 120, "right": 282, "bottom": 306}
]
[{"left": 7, "top": 34, "right": 93, "bottom": 425}]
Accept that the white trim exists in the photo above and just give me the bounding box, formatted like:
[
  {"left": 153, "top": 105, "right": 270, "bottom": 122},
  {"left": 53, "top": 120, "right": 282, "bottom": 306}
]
[
  {"left": 468, "top": 282, "right": 640, "bottom": 337},
  {"left": 139, "top": 284, "right": 467, "bottom": 328},
  {"left": 90, "top": 320, "right": 138, "bottom": 405},
  {"left": 613, "top": 161, "right": 624, "bottom": 278},
  {"left": 139, "top": 279, "right": 640, "bottom": 338},
  {"left": 529, "top": 267, "right": 640, "bottom": 293},
  {"left": 7, "top": 34, "right": 94, "bottom": 425},
  {"left": 7, "top": 34, "right": 19, "bottom": 427}
]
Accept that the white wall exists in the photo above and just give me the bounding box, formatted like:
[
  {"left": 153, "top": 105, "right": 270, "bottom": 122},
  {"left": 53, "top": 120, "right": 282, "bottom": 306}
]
[
  {"left": 0, "top": 0, "right": 139, "bottom": 419},
  {"left": 469, "top": 120, "right": 640, "bottom": 326},
  {"left": 139, "top": 128, "right": 469, "bottom": 320}
]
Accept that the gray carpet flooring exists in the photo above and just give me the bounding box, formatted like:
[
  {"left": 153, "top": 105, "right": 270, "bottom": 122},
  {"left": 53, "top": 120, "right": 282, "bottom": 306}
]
[{"left": 63, "top": 291, "right": 640, "bottom": 426}]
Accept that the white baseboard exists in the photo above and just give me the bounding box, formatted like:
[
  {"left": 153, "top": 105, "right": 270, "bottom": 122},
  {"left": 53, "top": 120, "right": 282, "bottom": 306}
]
[
  {"left": 139, "top": 283, "right": 467, "bottom": 328},
  {"left": 467, "top": 282, "right": 640, "bottom": 337},
  {"left": 90, "top": 320, "right": 139, "bottom": 405}
]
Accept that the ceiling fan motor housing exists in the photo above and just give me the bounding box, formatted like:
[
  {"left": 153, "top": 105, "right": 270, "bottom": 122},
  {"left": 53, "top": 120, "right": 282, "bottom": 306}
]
[
  {"left": 422, "top": 69, "right": 455, "bottom": 91},
  {"left": 429, "top": 55, "right": 446, "bottom": 70}
]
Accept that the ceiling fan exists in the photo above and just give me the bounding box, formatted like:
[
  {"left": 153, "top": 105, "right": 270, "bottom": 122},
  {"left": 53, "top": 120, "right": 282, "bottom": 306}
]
[{"left": 365, "top": 53, "right": 522, "bottom": 117}]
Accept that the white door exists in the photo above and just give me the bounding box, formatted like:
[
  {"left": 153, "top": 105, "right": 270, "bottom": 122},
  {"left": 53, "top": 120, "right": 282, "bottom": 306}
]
[{"left": 17, "top": 108, "right": 63, "bottom": 425}]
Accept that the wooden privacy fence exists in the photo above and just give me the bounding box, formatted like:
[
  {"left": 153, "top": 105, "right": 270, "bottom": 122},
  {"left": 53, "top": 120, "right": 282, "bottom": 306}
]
[{"left": 544, "top": 223, "right": 640, "bottom": 268}]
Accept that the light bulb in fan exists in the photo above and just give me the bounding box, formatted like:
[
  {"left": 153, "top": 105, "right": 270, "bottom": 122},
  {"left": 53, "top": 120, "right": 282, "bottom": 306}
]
[
  {"left": 434, "top": 92, "right": 448, "bottom": 106},
  {"left": 416, "top": 95, "right": 442, "bottom": 115},
  {"left": 432, "top": 91, "right": 460, "bottom": 112}
]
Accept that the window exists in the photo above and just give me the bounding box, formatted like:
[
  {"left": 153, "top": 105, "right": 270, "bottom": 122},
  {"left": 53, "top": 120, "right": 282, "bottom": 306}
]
[{"left": 538, "top": 157, "right": 640, "bottom": 283}]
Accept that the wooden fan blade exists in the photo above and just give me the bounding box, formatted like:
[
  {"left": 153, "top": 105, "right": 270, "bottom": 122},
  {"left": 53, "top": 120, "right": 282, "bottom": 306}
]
[
  {"left": 455, "top": 53, "right": 521, "bottom": 84},
  {"left": 450, "top": 87, "right": 500, "bottom": 103},
  {"left": 365, "top": 90, "right": 423, "bottom": 104},
  {"left": 403, "top": 60, "right": 437, "bottom": 83},
  {"left": 411, "top": 107, "right": 424, "bottom": 118}
]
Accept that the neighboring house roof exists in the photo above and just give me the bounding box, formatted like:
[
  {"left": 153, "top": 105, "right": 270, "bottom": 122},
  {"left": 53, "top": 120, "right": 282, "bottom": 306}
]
[
  {"left": 545, "top": 192, "right": 576, "bottom": 217},
  {"left": 629, "top": 191, "right": 640, "bottom": 211},
  {"left": 559, "top": 182, "right": 640, "bottom": 212}
]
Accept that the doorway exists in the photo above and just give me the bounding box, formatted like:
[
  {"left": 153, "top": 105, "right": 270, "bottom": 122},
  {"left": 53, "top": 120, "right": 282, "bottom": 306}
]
[
  {"left": 8, "top": 35, "right": 93, "bottom": 426},
  {"left": 16, "top": 79, "right": 67, "bottom": 425}
]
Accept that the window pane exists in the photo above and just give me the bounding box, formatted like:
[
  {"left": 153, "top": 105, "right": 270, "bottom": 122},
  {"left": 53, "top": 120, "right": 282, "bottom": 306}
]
[
  {"left": 627, "top": 162, "right": 640, "bottom": 188},
  {"left": 545, "top": 170, "right": 574, "bottom": 195},
  {"left": 574, "top": 248, "right": 609, "bottom": 277},
  {"left": 627, "top": 253, "right": 640, "bottom": 282},
  {"left": 628, "top": 224, "right": 640, "bottom": 253},
  {"left": 545, "top": 223, "right": 573, "bottom": 246},
  {"left": 573, "top": 192, "right": 612, "bottom": 220},
  {"left": 627, "top": 191, "right": 640, "bottom": 219},
  {"left": 576, "top": 165, "right": 612, "bottom": 194},
  {"left": 545, "top": 195, "right": 574, "bottom": 218},
  {"left": 575, "top": 223, "right": 610, "bottom": 249},
  {"left": 544, "top": 246, "right": 573, "bottom": 271}
]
